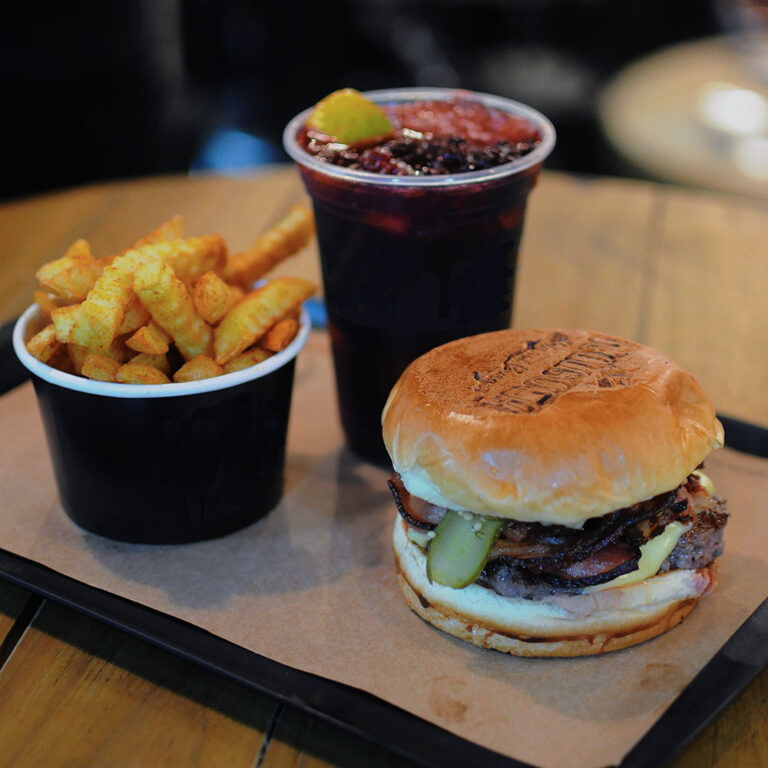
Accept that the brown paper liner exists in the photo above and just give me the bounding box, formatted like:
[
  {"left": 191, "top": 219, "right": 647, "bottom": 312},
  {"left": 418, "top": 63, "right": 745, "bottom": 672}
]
[{"left": 1, "top": 331, "right": 766, "bottom": 768}]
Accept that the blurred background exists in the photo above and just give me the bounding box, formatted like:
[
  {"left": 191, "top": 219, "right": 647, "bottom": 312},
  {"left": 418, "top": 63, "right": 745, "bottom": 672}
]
[{"left": 3, "top": 0, "right": 768, "bottom": 202}]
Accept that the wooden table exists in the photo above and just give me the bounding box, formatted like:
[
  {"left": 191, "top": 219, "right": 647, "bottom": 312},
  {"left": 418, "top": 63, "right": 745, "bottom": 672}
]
[{"left": 0, "top": 169, "right": 766, "bottom": 767}]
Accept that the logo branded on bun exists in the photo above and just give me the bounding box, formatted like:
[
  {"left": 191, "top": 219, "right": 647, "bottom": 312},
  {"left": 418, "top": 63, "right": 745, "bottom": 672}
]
[{"left": 382, "top": 329, "right": 727, "bottom": 657}]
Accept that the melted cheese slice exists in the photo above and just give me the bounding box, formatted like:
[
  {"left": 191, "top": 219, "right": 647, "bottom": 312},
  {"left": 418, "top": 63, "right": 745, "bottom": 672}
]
[
  {"left": 585, "top": 520, "right": 692, "bottom": 593},
  {"left": 693, "top": 469, "right": 714, "bottom": 494},
  {"left": 406, "top": 478, "right": 705, "bottom": 593}
]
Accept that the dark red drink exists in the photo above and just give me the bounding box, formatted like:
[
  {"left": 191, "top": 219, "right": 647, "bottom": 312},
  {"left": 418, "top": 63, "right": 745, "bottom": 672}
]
[{"left": 284, "top": 89, "right": 555, "bottom": 464}]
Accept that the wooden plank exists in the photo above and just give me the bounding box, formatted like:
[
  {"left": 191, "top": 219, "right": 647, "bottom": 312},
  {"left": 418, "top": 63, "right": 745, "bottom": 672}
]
[
  {"left": 514, "top": 173, "right": 659, "bottom": 341},
  {"left": 673, "top": 665, "right": 768, "bottom": 768},
  {"left": 264, "top": 672, "right": 768, "bottom": 768},
  {"left": 643, "top": 186, "right": 768, "bottom": 428},
  {"left": 261, "top": 705, "right": 418, "bottom": 768},
  {"left": 0, "top": 600, "right": 276, "bottom": 767},
  {"left": 262, "top": 677, "right": 768, "bottom": 768},
  {"left": 0, "top": 579, "right": 36, "bottom": 647},
  {"left": 0, "top": 185, "right": 119, "bottom": 323},
  {"left": 264, "top": 172, "right": 323, "bottom": 290},
  {"left": 77, "top": 169, "right": 299, "bottom": 257}
]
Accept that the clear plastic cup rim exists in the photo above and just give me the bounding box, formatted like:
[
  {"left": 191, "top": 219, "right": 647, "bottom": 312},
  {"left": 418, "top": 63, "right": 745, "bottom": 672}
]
[
  {"left": 282, "top": 87, "right": 556, "bottom": 188},
  {"left": 13, "top": 304, "right": 311, "bottom": 399}
]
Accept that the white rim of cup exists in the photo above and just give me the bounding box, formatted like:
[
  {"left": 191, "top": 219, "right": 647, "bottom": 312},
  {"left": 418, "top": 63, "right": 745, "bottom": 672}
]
[
  {"left": 282, "top": 87, "right": 556, "bottom": 188},
  {"left": 13, "top": 304, "right": 311, "bottom": 399}
]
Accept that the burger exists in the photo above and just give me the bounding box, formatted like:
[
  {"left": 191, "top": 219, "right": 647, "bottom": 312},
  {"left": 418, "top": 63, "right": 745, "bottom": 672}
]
[{"left": 382, "top": 329, "right": 728, "bottom": 657}]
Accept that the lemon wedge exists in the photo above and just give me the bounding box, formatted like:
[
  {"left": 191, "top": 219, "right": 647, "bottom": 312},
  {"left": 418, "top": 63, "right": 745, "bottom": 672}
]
[{"left": 306, "top": 88, "right": 394, "bottom": 145}]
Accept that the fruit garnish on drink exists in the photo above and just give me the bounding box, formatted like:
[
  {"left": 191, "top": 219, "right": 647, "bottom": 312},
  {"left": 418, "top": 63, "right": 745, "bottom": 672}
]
[
  {"left": 301, "top": 89, "right": 543, "bottom": 176},
  {"left": 305, "top": 88, "right": 394, "bottom": 145}
]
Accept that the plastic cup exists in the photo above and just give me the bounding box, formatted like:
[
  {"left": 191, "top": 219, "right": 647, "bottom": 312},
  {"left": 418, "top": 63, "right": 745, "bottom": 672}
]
[
  {"left": 283, "top": 88, "right": 555, "bottom": 465},
  {"left": 13, "top": 305, "right": 310, "bottom": 544}
]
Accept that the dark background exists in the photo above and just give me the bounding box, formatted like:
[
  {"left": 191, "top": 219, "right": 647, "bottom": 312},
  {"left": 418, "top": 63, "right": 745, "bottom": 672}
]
[{"left": 1, "top": 1, "right": 721, "bottom": 202}]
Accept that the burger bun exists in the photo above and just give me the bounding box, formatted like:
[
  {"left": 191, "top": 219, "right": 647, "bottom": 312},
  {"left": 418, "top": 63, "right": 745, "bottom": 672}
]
[{"left": 393, "top": 517, "right": 716, "bottom": 657}]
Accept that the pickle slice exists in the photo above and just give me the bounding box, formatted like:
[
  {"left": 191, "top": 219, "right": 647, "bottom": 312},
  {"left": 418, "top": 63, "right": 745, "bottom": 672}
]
[
  {"left": 427, "top": 510, "right": 503, "bottom": 589},
  {"left": 306, "top": 88, "right": 394, "bottom": 145}
]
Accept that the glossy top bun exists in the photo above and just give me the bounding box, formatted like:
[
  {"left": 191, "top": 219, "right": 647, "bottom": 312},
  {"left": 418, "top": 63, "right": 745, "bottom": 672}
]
[{"left": 382, "top": 329, "right": 723, "bottom": 527}]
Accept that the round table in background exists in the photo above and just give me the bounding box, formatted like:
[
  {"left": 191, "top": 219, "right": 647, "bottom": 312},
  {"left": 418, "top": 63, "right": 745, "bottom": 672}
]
[{"left": 600, "top": 35, "right": 768, "bottom": 199}]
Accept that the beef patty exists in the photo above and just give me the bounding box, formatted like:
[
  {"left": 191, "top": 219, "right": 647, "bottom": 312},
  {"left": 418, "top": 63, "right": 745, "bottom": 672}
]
[{"left": 389, "top": 473, "right": 728, "bottom": 600}]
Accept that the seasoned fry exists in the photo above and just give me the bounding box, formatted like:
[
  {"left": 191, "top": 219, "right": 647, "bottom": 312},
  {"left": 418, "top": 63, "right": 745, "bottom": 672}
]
[
  {"left": 161, "top": 235, "right": 227, "bottom": 285},
  {"left": 66, "top": 343, "right": 89, "bottom": 374},
  {"left": 69, "top": 248, "right": 158, "bottom": 351},
  {"left": 98, "top": 215, "right": 188, "bottom": 268},
  {"left": 224, "top": 205, "right": 314, "bottom": 287},
  {"left": 133, "top": 260, "right": 212, "bottom": 360},
  {"left": 261, "top": 317, "right": 300, "bottom": 353},
  {"left": 51, "top": 304, "right": 81, "bottom": 343},
  {"left": 115, "top": 363, "right": 171, "bottom": 385},
  {"left": 131, "top": 215, "right": 184, "bottom": 249},
  {"left": 81, "top": 354, "right": 121, "bottom": 382},
  {"left": 36, "top": 239, "right": 104, "bottom": 301},
  {"left": 26, "top": 324, "right": 62, "bottom": 363},
  {"left": 68, "top": 336, "right": 129, "bottom": 373},
  {"left": 192, "top": 270, "right": 242, "bottom": 325},
  {"left": 117, "top": 295, "right": 152, "bottom": 335},
  {"left": 173, "top": 355, "right": 224, "bottom": 382},
  {"left": 96, "top": 216, "right": 187, "bottom": 270},
  {"left": 213, "top": 277, "right": 316, "bottom": 365},
  {"left": 34, "top": 290, "right": 64, "bottom": 323},
  {"left": 125, "top": 321, "right": 171, "bottom": 355},
  {"left": 48, "top": 346, "right": 76, "bottom": 374},
  {"left": 222, "top": 346, "right": 272, "bottom": 374},
  {"left": 229, "top": 284, "right": 246, "bottom": 304},
  {"left": 25, "top": 212, "right": 314, "bottom": 384},
  {"left": 128, "top": 352, "right": 171, "bottom": 376},
  {"left": 69, "top": 237, "right": 221, "bottom": 351}
]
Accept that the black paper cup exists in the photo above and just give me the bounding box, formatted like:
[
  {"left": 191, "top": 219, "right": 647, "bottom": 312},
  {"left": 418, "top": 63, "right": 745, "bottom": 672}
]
[{"left": 13, "top": 305, "right": 310, "bottom": 544}]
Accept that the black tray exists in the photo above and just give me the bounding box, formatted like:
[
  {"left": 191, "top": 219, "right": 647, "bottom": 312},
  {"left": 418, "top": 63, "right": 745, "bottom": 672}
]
[
  {"left": 2, "top": 319, "right": 768, "bottom": 767},
  {"left": 0, "top": 544, "right": 766, "bottom": 768}
]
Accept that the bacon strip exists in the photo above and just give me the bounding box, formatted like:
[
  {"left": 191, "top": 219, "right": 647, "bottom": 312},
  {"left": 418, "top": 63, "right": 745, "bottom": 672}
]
[
  {"left": 388, "top": 476, "right": 444, "bottom": 529},
  {"left": 488, "top": 489, "right": 689, "bottom": 576},
  {"left": 388, "top": 473, "right": 703, "bottom": 592}
]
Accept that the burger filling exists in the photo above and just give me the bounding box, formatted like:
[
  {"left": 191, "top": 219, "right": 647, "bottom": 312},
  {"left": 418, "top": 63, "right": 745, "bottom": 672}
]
[{"left": 388, "top": 472, "right": 728, "bottom": 599}]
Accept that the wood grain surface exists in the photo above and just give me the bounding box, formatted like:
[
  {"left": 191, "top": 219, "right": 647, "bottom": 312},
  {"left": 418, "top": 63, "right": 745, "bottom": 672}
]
[
  {"left": 0, "top": 168, "right": 765, "bottom": 768},
  {"left": 0, "top": 581, "right": 37, "bottom": 650},
  {"left": 4, "top": 168, "right": 764, "bottom": 429},
  {"left": 0, "top": 600, "right": 276, "bottom": 768},
  {"left": 262, "top": 706, "right": 416, "bottom": 768}
]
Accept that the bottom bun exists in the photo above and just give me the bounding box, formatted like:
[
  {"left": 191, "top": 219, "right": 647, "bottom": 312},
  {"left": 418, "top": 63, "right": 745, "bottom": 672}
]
[{"left": 393, "top": 517, "right": 716, "bottom": 657}]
